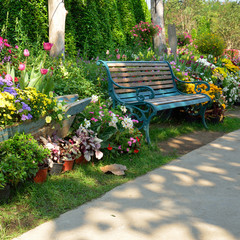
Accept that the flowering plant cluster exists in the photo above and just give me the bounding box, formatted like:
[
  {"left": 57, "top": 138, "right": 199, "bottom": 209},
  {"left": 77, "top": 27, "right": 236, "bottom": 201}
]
[
  {"left": 74, "top": 95, "right": 143, "bottom": 157},
  {"left": 177, "top": 32, "right": 193, "bottom": 46},
  {"left": 0, "top": 36, "right": 55, "bottom": 95},
  {"left": 130, "top": 21, "right": 162, "bottom": 47},
  {"left": 0, "top": 75, "right": 66, "bottom": 128}
]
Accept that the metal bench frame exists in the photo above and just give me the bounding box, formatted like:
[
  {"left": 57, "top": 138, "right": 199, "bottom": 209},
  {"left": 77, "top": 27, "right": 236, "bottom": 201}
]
[{"left": 97, "top": 60, "right": 211, "bottom": 144}]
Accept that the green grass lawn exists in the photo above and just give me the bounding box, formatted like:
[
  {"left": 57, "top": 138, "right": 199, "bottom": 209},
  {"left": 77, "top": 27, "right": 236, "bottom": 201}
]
[{"left": 1, "top": 116, "right": 240, "bottom": 240}]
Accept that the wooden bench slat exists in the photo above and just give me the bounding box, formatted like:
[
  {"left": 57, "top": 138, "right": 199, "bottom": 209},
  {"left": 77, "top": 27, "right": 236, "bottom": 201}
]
[
  {"left": 114, "top": 80, "right": 174, "bottom": 88},
  {"left": 107, "top": 62, "right": 169, "bottom": 67},
  {"left": 111, "top": 71, "right": 172, "bottom": 78},
  {"left": 109, "top": 67, "right": 171, "bottom": 72},
  {"left": 113, "top": 75, "right": 173, "bottom": 83},
  {"left": 115, "top": 84, "right": 175, "bottom": 94},
  {"left": 146, "top": 94, "right": 206, "bottom": 105}
]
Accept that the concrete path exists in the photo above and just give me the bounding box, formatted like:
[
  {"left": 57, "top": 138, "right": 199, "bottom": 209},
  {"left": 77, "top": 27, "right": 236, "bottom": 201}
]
[{"left": 14, "top": 130, "right": 240, "bottom": 240}]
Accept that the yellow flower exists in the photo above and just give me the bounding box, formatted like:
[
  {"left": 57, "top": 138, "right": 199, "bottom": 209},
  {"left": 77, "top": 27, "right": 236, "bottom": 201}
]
[
  {"left": 49, "top": 91, "right": 54, "bottom": 98},
  {"left": 57, "top": 102, "right": 62, "bottom": 110},
  {"left": 45, "top": 116, "right": 52, "bottom": 123},
  {"left": 57, "top": 114, "right": 63, "bottom": 121}
]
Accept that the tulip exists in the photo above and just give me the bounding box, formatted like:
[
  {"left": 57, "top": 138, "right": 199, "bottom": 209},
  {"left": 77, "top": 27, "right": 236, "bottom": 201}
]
[
  {"left": 40, "top": 68, "right": 48, "bottom": 75},
  {"left": 18, "top": 63, "right": 26, "bottom": 71},
  {"left": 43, "top": 42, "right": 53, "bottom": 51},
  {"left": 5, "top": 74, "right": 13, "bottom": 81},
  {"left": 23, "top": 49, "right": 30, "bottom": 57}
]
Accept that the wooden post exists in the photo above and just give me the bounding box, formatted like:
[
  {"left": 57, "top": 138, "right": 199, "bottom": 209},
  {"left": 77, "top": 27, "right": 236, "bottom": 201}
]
[
  {"left": 48, "top": 0, "right": 68, "bottom": 58},
  {"left": 168, "top": 24, "right": 177, "bottom": 62},
  {"left": 151, "top": 0, "right": 166, "bottom": 55}
]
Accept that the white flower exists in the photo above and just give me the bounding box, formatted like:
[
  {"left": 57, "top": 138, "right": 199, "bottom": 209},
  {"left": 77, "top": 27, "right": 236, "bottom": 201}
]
[
  {"left": 91, "top": 95, "right": 98, "bottom": 103},
  {"left": 122, "top": 117, "right": 133, "bottom": 129},
  {"left": 109, "top": 116, "right": 118, "bottom": 128},
  {"left": 121, "top": 105, "right": 127, "bottom": 113},
  {"left": 84, "top": 118, "right": 91, "bottom": 128}
]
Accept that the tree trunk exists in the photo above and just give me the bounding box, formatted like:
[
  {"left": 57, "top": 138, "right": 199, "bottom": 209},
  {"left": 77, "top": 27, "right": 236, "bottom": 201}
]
[
  {"left": 48, "top": 0, "right": 68, "bottom": 58},
  {"left": 151, "top": 0, "right": 167, "bottom": 55}
]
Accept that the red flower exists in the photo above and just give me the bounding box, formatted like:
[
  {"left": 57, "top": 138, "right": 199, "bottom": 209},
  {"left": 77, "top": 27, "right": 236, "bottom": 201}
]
[
  {"left": 107, "top": 144, "right": 112, "bottom": 151},
  {"left": 136, "top": 136, "right": 140, "bottom": 142},
  {"left": 14, "top": 77, "right": 18, "bottom": 82},
  {"left": 134, "top": 149, "right": 139, "bottom": 153}
]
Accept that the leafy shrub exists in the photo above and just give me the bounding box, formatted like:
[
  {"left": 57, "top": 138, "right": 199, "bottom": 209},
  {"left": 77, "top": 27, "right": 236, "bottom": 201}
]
[
  {"left": 0, "top": 133, "right": 50, "bottom": 187},
  {"left": 196, "top": 32, "right": 226, "bottom": 58}
]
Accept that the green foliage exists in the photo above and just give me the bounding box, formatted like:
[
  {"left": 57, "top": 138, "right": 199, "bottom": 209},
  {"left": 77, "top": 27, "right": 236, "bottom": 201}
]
[
  {"left": 165, "top": 0, "right": 240, "bottom": 49},
  {"left": 0, "top": 0, "right": 48, "bottom": 44},
  {"left": 116, "top": 0, "right": 136, "bottom": 45},
  {"left": 195, "top": 32, "right": 226, "bottom": 58},
  {"left": 0, "top": 133, "right": 50, "bottom": 186}
]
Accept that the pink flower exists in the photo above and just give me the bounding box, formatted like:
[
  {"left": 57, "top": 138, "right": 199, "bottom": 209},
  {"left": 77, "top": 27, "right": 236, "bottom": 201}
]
[
  {"left": 126, "top": 148, "right": 130, "bottom": 152},
  {"left": 118, "top": 145, "right": 122, "bottom": 150},
  {"left": 18, "top": 63, "right": 26, "bottom": 71},
  {"left": 15, "top": 45, "right": 19, "bottom": 49},
  {"left": 23, "top": 49, "right": 30, "bottom": 57},
  {"left": 43, "top": 42, "right": 53, "bottom": 51},
  {"left": 106, "top": 50, "right": 109, "bottom": 55},
  {"left": 91, "top": 117, "right": 98, "bottom": 122},
  {"left": 130, "top": 137, "right": 136, "bottom": 143},
  {"left": 128, "top": 141, "right": 132, "bottom": 147},
  {"left": 40, "top": 68, "right": 48, "bottom": 75},
  {"left": 116, "top": 54, "right": 121, "bottom": 60},
  {"left": 8, "top": 49, "right": 12, "bottom": 54},
  {"left": 5, "top": 74, "right": 12, "bottom": 81},
  {"left": 89, "top": 112, "right": 94, "bottom": 114},
  {"left": 4, "top": 42, "right": 10, "bottom": 47}
]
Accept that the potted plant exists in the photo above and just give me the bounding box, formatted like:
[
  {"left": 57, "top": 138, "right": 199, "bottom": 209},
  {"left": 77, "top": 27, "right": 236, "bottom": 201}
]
[
  {"left": 39, "top": 136, "right": 64, "bottom": 175},
  {"left": 72, "top": 126, "right": 103, "bottom": 162}
]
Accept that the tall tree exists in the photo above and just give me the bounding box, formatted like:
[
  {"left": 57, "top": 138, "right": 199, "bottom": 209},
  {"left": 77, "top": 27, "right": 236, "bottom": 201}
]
[
  {"left": 151, "top": 0, "right": 166, "bottom": 55},
  {"left": 48, "top": 0, "right": 68, "bottom": 57}
]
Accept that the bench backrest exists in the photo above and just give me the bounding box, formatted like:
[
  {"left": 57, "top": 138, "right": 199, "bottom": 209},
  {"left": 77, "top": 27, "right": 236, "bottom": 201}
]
[{"left": 99, "top": 61, "right": 179, "bottom": 103}]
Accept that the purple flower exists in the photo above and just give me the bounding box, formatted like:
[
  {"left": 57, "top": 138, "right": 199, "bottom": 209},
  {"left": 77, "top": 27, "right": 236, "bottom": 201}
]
[
  {"left": 3, "top": 87, "right": 17, "bottom": 96},
  {"left": 21, "top": 114, "right": 29, "bottom": 121},
  {"left": 21, "top": 102, "right": 31, "bottom": 111},
  {"left": 27, "top": 113, "right": 33, "bottom": 119},
  {"left": 15, "top": 100, "right": 20, "bottom": 103}
]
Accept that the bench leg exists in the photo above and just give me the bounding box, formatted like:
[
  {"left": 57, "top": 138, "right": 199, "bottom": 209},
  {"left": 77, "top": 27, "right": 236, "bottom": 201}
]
[
  {"left": 126, "top": 104, "right": 156, "bottom": 145},
  {"left": 200, "top": 103, "right": 209, "bottom": 129}
]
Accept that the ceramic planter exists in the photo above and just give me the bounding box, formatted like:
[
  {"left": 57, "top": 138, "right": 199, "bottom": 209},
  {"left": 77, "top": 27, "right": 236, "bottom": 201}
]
[
  {"left": 33, "top": 167, "right": 48, "bottom": 183},
  {"left": 62, "top": 160, "right": 75, "bottom": 172},
  {"left": 75, "top": 155, "right": 88, "bottom": 164}
]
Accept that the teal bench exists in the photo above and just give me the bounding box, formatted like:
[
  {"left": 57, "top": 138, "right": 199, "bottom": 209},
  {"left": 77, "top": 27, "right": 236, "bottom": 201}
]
[{"left": 97, "top": 60, "right": 211, "bottom": 144}]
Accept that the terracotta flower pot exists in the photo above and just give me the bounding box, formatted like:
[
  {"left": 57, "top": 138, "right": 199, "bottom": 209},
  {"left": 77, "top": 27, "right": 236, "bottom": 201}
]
[
  {"left": 75, "top": 155, "right": 88, "bottom": 165},
  {"left": 62, "top": 160, "right": 74, "bottom": 172},
  {"left": 33, "top": 167, "right": 48, "bottom": 183}
]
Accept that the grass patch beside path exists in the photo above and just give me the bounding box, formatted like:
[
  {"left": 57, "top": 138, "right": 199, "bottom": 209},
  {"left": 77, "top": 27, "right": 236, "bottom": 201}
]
[{"left": 1, "top": 116, "right": 240, "bottom": 239}]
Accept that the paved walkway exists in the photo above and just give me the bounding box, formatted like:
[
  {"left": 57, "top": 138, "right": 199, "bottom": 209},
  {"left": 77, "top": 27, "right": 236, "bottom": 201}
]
[{"left": 14, "top": 129, "right": 240, "bottom": 240}]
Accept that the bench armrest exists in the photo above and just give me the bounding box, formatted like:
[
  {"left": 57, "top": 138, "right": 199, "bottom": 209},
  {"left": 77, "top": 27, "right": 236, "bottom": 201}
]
[{"left": 174, "top": 77, "right": 210, "bottom": 93}]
